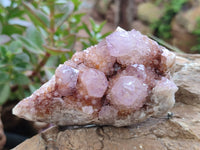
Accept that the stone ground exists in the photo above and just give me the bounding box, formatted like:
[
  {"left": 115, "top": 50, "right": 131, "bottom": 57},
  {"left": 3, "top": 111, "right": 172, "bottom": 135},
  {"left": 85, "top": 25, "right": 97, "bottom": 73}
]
[{"left": 13, "top": 54, "right": 200, "bottom": 150}]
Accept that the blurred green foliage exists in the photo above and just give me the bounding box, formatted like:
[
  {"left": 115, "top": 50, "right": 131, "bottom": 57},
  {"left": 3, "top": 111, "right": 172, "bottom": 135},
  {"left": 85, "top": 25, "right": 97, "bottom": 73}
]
[
  {"left": 192, "top": 18, "right": 200, "bottom": 52},
  {"left": 81, "top": 19, "right": 111, "bottom": 49},
  {"left": 152, "top": 0, "right": 187, "bottom": 39},
  {"left": 0, "top": 0, "right": 109, "bottom": 105}
]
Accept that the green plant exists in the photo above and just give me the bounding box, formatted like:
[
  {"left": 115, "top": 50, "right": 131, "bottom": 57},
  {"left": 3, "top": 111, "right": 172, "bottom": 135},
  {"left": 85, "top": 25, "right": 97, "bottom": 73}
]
[
  {"left": 0, "top": 0, "right": 27, "bottom": 44},
  {"left": 81, "top": 18, "right": 111, "bottom": 49},
  {"left": 152, "top": 0, "right": 187, "bottom": 39},
  {"left": 0, "top": 0, "right": 109, "bottom": 105}
]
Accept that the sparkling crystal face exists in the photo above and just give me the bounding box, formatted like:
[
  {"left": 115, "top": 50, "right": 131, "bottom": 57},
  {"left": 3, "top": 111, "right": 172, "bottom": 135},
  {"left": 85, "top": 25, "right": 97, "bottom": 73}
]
[
  {"left": 12, "top": 27, "right": 178, "bottom": 127},
  {"left": 106, "top": 29, "right": 137, "bottom": 56},
  {"left": 55, "top": 64, "right": 79, "bottom": 96},
  {"left": 110, "top": 76, "right": 148, "bottom": 110},
  {"left": 80, "top": 68, "right": 108, "bottom": 98}
]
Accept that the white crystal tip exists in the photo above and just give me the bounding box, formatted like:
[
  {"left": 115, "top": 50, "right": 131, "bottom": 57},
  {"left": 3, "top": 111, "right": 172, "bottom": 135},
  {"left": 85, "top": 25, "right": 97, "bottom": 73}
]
[
  {"left": 12, "top": 101, "right": 35, "bottom": 121},
  {"left": 116, "top": 26, "right": 125, "bottom": 32},
  {"left": 12, "top": 104, "right": 20, "bottom": 116}
]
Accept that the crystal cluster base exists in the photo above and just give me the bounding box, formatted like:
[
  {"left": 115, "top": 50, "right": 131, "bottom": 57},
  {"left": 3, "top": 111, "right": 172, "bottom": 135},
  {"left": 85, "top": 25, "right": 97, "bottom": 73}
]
[{"left": 13, "top": 27, "right": 178, "bottom": 127}]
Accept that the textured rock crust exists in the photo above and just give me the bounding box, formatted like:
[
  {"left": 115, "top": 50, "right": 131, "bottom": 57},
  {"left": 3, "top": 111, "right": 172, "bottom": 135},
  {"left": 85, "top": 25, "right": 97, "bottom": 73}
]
[
  {"left": 13, "top": 54, "right": 200, "bottom": 150},
  {"left": 12, "top": 27, "right": 178, "bottom": 127}
]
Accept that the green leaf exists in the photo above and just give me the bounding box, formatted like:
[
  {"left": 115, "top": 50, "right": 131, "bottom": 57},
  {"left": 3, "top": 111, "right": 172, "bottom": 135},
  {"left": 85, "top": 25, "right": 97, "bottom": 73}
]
[
  {"left": 82, "top": 22, "right": 92, "bottom": 37},
  {"left": 0, "top": 45, "right": 8, "bottom": 59},
  {"left": 99, "top": 21, "right": 106, "bottom": 32},
  {"left": 58, "top": 54, "right": 67, "bottom": 64},
  {"left": 0, "top": 84, "right": 10, "bottom": 105},
  {"left": 90, "top": 19, "right": 106, "bottom": 34},
  {"left": 70, "top": 13, "right": 85, "bottom": 24},
  {"left": 71, "top": 0, "right": 81, "bottom": 11},
  {"left": 6, "top": 6, "right": 25, "bottom": 19},
  {"left": 90, "top": 18, "right": 96, "bottom": 30},
  {"left": 0, "top": 22, "right": 2, "bottom": 34},
  {"left": 8, "top": 41, "right": 22, "bottom": 53},
  {"left": 26, "top": 25, "right": 44, "bottom": 49},
  {"left": 65, "top": 34, "right": 76, "bottom": 48},
  {"left": 44, "top": 68, "right": 55, "bottom": 80},
  {"left": 15, "top": 53, "right": 30, "bottom": 63},
  {"left": 0, "top": 72, "right": 9, "bottom": 84},
  {"left": 9, "top": 19, "right": 31, "bottom": 27},
  {"left": 13, "top": 73, "right": 30, "bottom": 85},
  {"left": 89, "top": 38, "right": 97, "bottom": 45},
  {"left": 81, "top": 41, "right": 89, "bottom": 49},
  {"left": 12, "top": 53, "right": 30, "bottom": 71},
  {"left": 65, "top": 50, "right": 74, "bottom": 59},
  {"left": 17, "top": 35, "right": 45, "bottom": 54},
  {"left": 23, "top": 2, "right": 50, "bottom": 28},
  {"left": 0, "top": 35, "right": 11, "bottom": 44},
  {"left": 2, "top": 24, "right": 25, "bottom": 35},
  {"left": 100, "top": 32, "right": 111, "bottom": 39},
  {"left": 27, "top": 51, "right": 38, "bottom": 65},
  {"left": 45, "top": 55, "right": 58, "bottom": 67},
  {"left": 55, "top": 2, "right": 74, "bottom": 28},
  {"left": 28, "top": 83, "right": 41, "bottom": 93}
]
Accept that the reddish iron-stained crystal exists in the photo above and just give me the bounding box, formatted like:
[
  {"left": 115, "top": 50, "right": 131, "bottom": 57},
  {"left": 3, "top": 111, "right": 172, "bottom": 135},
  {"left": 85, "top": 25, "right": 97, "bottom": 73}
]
[{"left": 13, "top": 27, "right": 178, "bottom": 127}]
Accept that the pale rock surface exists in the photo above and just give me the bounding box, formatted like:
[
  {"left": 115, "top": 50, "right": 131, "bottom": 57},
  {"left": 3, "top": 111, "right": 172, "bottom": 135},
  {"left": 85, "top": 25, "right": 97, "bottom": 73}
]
[
  {"left": 151, "top": 77, "right": 178, "bottom": 116},
  {"left": 170, "top": 6, "right": 199, "bottom": 52},
  {"left": 175, "top": 6, "right": 200, "bottom": 33},
  {"left": 137, "top": 2, "right": 164, "bottom": 23},
  {"left": 174, "top": 53, "right": 200, "bottom": 105},
  {"left": 13, "top": 54, "right": 200, "bottom": 150},
  {"left": 131, "top": 20, "right": 153, "bottom": 35}
]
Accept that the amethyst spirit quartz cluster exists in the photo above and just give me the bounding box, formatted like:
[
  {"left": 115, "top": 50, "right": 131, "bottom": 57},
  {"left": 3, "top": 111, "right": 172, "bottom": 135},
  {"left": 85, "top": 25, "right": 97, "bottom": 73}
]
[{"left": 13, "top": 27, "right": 178, "bottom": 127}]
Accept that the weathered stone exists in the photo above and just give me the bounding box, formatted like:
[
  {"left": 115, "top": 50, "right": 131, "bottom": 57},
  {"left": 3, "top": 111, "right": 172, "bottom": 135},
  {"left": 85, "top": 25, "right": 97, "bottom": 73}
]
[
  {"left": 132, "top": 20, "right": 153, "bottom": 34},
  {"left": 94, "top": 0, "right": 112, "bottom": 17},
  {"left": 13, "top": 54, "right": 200, "bottom": 150},
  {"left": 137, "top": 2, "right": 164, "bottom": 23},
  {"left": 171, "top": 15, "right": 198, "bottom": 53},
  {"left": 13, "top": 102, "right": 200, "bottom": 150},
  {"left": 175, "top": 6, "right": 200, "bottom": 33},
  {"left": 174, "top": 53, "right": 200, "bottom": 105}
]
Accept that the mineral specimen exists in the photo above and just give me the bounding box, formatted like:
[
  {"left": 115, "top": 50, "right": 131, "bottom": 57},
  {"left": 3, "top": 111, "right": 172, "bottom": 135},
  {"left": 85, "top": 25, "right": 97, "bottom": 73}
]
[{"left": 12, "top": 27, "right": 178, "bottom": 127}]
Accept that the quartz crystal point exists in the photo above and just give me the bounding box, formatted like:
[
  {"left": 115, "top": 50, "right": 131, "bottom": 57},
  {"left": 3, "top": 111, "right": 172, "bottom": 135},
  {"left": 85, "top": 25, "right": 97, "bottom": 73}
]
[{"left": 13, "top": 27, "right": 178, "bottom": 127}]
